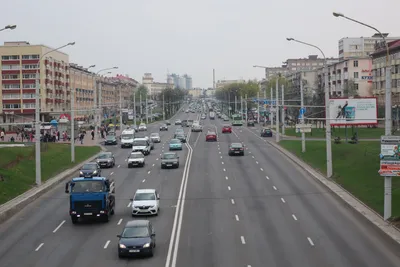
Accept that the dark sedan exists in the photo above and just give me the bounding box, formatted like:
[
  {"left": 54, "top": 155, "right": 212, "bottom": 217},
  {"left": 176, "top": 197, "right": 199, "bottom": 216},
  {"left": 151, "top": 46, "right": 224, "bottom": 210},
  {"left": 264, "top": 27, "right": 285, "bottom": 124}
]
[
  {"left": 117, "top": 220, "right": 156, "bottom": 258},
  {"left": 79, "top": 162, "right": 102, "bottom": 177},
  {"left": 96, "top": 152, "right": 115, "bottom": 168},
  {"left": 228, "top": 142, "right": 245, "bottom": 156},
  {"left": 160, "top": 124, "right": 168, "bottom": 131},
  {"left": 105, "top": 135, "right": 117, "bottom": 145},
  {"left": 175, "top": 134, "right": 186, "bottom": 143},
  {"left": 161, "top": 152, "right": 179, "bottom": 169},
  {"left": 261, "top": 128, "right": 273, "bottom": 137},
  {"left": 247, "top": 120, "right": 255, "bottom": 127}
]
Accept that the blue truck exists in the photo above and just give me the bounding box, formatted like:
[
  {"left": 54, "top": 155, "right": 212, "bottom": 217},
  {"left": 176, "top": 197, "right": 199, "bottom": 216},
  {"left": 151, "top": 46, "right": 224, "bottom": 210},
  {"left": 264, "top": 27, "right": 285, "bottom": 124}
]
[{"left": 65, "top": 177, "right": 115, "bottom": 224}]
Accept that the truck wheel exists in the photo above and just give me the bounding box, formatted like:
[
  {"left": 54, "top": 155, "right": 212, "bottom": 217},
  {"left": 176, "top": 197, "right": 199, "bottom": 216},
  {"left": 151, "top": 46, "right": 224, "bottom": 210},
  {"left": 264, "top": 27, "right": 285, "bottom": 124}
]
[
  {"left": 110, "top": 208, "right": 115, "bottom": 215},
  {"left": 103, "top": 215, "right": 109, "bottom": 222},
  {"left": 71, "top": 217, "right": 78, "bottom": 224}
]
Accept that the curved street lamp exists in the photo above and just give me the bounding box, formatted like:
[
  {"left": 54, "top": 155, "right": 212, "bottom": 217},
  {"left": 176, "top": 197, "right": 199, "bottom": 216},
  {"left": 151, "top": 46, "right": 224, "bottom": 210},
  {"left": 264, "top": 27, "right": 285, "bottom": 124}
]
[{"left": 0, "top": 24, "right": 17, "bottom": 32}]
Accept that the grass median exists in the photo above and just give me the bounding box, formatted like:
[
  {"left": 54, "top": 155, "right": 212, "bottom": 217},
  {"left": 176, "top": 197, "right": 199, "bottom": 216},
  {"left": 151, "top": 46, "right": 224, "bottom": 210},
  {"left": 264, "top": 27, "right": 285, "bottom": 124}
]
[
  {"left": 0, "top": 143, "right": 101, "bottom": 205},
  {"left": 283, "top": 127, "right": 383, "bottom": 139},
  {"left": 280, "top": 140, "right": 400, "bottom": 221}
]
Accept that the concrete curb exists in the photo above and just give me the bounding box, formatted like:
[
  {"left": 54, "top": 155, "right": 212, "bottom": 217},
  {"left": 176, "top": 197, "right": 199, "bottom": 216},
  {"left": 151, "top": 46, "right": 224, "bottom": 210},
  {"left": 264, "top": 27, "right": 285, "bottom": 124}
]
[
  {"left": 0, "top": 145, "right": 107, "bottom": 225},
  {"left": 266, "top": 139, "right": 400, "bottom": 245}
]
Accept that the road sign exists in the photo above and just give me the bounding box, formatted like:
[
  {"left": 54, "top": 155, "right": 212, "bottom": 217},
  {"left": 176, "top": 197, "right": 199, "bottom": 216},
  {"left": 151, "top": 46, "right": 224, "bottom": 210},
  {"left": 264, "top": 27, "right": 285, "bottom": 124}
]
[
  {"left": 379, "top": 135, "right": 400, "bottom": 176},
  {"left": 300, "top": 108, "right": 306, "bottom": 115},
  {"left": 295, "top": 123, "right": 312, "bottom": 133}
]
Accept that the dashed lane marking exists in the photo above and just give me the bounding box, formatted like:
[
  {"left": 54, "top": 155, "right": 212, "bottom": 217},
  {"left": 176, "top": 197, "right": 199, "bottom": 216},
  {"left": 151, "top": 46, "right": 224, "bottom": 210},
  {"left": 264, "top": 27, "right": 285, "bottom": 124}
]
[
  {"left": 281, "top": 198, "right": 286, "bottom": 203},
  {"left": 228, "top": 186, "right": 231, "bottom": 190},
  {"left": 152, "top": 164, "right": 155, "bottom": 167},
  {"left": 273, "top": 186, "right": 277, "bottom": 190},
  {"left": 117, "top": 165, "right": 121, "bottom": 168},
  {"left": 231, "top": 199, "right": 235, "bottom": 204},
  {"left": 222, "top": 162, "right": 224, "bottom": 165},
  {"left": 142, "top": 179, "right": 146, "bottom": 182},
  {"left": 241, "top": 236, "right": 246, "bottom": 244},
  {"left": 127, "top": 202, "right": 132, "bottom": 207},
  {"left": 255, "top": 161, "right": 259, "bottom": 164},
  {"left": 35, "top": 243, "right": 44, "bottom": 251},
  {"left": 225, "top": 176, "right": 228, "bottom": 180},
  {"left": 260, "top": 168, "right": 264, "bottom": 171},
  {"left": 110, "top": 172, "right": 114, "bottom": 175},
  {"left": 235, "top": 215, "right": 239, "bottom": 221},
  {"left": 266, "top": 176, "right": 269, "bottom": 180},
  {"left": 53, "top": 220, "right": 66, "bottom": 233},
  {"left": 223, "top": 168, "right": 226, "bottom": 171},
  {"left": 148, "top": 171, "right": 151, "bottom": 174},
  {"left": 104, "top": 240, "right": 110, "bottom": 249},
  {"left": 117, "top": 218, "right": 123, "bottom": 225},
  {"left": 307, "top": 237, "right": 315, "bottom": 246},
  {"left": 292, "top": 214, "right": 298, "bottom": 221},
  {"left": 156, "top": 158, "right": 159, "bottom": 160}
]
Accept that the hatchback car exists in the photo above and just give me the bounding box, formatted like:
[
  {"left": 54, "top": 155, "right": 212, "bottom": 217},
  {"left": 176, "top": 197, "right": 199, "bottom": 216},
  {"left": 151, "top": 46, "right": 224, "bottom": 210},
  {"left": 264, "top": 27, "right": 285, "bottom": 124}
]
[
  {"left": 222, "top": 124, "right": 232, "bottom": 133},
  {"left": 247, "top": 120, "right": 255, "bottom": 127},
  {"left": 169, "top": 139, "right": 183, "bottom": 150},
  {"left": 175, "top": 133, "right": 186, "bottom": 143},
  {"left": 206, "top": 131, "right": 217, "bottom": 142},
  {"left": 128, "top": 152, "right": 145, "bottom": 167},
  {"left": 79, "top": 162, "right": 101, "bottom": 177},
  {"left": 228, "top": 143, "right": 245, "bottom": 156},
  {"left": 96, "top": 152, "right": 115, "bottom": 168},
  {"left": 150, "top": 133, "right": 161, "bottom": 143},
  {"left": 261, "top": 127, "right": 273, "bottom": 137},
  {"left": 174, "top": 119, "right": 182, "bottom": 125},
  {"left": 161, "top": 152, "right": 179, "bottom": 168},
  {"left": 117, "top": 220, "right": 156, "bottom": 258},
  {"left": 105, "top": 135, "right": 117, "bottom": 145},
  {"left": 138, "top": 123, "right": 147, "bottom": 131},
  {"left": 130, "top": 189, "right": 160, "bottom": 216},
  {"left": 160, "top": 124, "right": 168, "bottom": 131}
]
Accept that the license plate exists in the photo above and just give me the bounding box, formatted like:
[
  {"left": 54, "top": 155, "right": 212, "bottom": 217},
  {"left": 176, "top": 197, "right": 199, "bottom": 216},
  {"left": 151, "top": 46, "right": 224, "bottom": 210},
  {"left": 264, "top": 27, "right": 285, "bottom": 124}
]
[
  {"left": 235, "top": 151, "right": 240, "bottom": 154},
  {"left": 129, "top": 249, "right": 140, "bottom": 253},
  {"left": 167, "top": 164, "right": 172, "bottom": 166},
  {"left": 84, "top": 175, "right": 91, "bottom": 178},
  {"left": 132, "top": 163, "right": 138, "bottom": 165},
  {"left": 84, "top": 213, "right": 92, "bottom": 215}
]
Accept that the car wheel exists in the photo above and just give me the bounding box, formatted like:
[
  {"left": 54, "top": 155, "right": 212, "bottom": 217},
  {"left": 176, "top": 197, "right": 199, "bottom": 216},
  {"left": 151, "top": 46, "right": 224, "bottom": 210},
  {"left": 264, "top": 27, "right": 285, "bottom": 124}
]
[
  {"left": 118, "top": 253, "right": 123, "bottom": 258},
  {"left": 71, "top": 216, "right": 78, "bottom": 224},
  {"left": 161, "top": 165, "right": 164, "bottom": 169},
  {"left": 110, "top": 208, "right": 115, "bottom": 215},
  {"left": 149, "top": 248, "right": 154, "bottom": 257},
  {"left": 176, "top": 163, "right": 179, "bottom": 168}
]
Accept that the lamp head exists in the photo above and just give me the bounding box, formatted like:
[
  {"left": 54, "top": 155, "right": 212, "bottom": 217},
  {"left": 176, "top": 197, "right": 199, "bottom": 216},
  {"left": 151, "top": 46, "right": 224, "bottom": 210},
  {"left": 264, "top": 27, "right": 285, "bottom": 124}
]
[{"left": 332, "top": 12, "right": 344, "bottom": 17}]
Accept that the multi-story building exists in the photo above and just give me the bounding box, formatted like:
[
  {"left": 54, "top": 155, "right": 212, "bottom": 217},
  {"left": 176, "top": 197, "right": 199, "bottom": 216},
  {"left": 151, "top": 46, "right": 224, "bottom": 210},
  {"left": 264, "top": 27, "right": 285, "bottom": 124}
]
[
  {"left": 371, "top": 39, "right": 400, "bottom": 105},
  {"left": 215, "top": 79, "right": 246, "bottom": 89},
  {"left": 339, "top": 34, "right": 400, "bottom": 60},
  {"left": 142, "top": 73, "right": 172, "bottom": 96},
  {"left": 286, "top": 69, "right": 318, "bottom": 96},
  {"left": 69, "top": 64, "right": 96, "bottom": 120},
  {"left": 0, "top": 41, "right": 70, "bottom": 123},
  {"left": 183, "top": 74, "right": 193, "bottom": 89},
  {"left": 168, "top": 73, "right": 193, "bottom": 89},
  {"left": 187, "top": 88, "right": 203, "bottom": 97}
]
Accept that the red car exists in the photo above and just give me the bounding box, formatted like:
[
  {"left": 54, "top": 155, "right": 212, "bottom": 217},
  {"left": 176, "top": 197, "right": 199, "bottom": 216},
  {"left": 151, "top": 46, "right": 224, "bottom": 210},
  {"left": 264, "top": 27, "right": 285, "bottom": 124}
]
[
  {"left": 206, "top": 131, "right": 218, "bottom": 142},
  {"left": 222, "top": 125, "right": 232, "bottom": 133}
]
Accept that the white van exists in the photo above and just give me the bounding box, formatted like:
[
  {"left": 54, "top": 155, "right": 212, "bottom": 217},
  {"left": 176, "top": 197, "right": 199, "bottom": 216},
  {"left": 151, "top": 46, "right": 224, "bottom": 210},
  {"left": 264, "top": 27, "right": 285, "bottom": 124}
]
[{"left": 120, "top": 129, "right": 135, "bottom": 148}]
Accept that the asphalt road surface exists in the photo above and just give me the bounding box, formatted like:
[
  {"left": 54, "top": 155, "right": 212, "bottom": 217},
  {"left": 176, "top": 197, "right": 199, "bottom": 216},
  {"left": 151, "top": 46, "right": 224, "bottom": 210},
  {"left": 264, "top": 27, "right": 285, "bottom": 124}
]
[{"left": 1, "top": 110, "right": 400, "bottom": 267}]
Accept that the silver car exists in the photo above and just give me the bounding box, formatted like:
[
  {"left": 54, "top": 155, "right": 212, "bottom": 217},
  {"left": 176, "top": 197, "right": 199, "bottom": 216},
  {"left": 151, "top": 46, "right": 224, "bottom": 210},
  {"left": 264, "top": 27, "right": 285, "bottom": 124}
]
[{"left": 150, "top": 133, "right": 161, "bottom": 143}]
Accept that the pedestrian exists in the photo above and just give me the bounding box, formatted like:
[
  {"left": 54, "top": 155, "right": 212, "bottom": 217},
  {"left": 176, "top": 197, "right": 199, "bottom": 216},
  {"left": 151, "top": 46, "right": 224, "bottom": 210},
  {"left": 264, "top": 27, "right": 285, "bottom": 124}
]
[
  {"left": 91, "top": 129, "right": 94, "bottom": 140},
  {"left": 0, "top": 130, "right": 4, "bottom": 141}
]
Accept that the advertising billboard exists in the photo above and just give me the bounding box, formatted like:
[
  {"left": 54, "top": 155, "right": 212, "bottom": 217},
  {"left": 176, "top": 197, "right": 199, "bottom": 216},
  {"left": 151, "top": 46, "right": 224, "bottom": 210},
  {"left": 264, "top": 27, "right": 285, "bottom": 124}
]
[{"left": 329, "top": 97, "right": 378, "bottom": 126}]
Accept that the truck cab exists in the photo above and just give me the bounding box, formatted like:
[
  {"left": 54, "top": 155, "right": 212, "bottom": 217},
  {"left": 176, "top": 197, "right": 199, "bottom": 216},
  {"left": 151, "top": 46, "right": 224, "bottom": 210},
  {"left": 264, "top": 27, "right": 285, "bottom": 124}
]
[{"left": 65, "top": 177, "right": 115, "bottom": 224}]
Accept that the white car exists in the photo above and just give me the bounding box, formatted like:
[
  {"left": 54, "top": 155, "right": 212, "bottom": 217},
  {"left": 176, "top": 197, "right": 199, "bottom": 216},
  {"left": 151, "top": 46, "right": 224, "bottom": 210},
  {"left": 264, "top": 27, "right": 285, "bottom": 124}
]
[
  {"left": 130, "top": 189, "right": 160, "bottom": 216},
  {"left": 138, "top": 123, "right": 147, "bottom": 131},
  {"left": 127, "top": 152, "right": 145, "bottom": 168},
  {"left": 120, "top": 129, "right": 135, "bottom": 148},
  {"left": 150, "top": 133, "right": 161, "bottom": 143},
  {"left": 132, "top": 138, "right": 151, "bottom": 155}
]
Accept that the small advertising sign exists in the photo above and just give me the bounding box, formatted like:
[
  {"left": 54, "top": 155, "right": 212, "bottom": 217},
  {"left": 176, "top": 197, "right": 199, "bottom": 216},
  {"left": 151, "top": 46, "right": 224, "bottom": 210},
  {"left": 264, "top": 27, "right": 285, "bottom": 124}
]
[{"left": 379, "top": 136, "right": 400, "bottom": 176}]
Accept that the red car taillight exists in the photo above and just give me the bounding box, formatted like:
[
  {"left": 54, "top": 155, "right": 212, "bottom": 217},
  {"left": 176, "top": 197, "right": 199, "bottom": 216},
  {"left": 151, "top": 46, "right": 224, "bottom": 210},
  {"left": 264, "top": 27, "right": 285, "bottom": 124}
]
[{"left": 240, "top": 148, "right": 244, "bottom": 150}]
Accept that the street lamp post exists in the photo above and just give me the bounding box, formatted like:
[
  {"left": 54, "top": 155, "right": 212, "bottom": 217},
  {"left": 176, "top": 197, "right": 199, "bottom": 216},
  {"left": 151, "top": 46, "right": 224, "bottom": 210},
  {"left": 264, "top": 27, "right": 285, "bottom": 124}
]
[
  {"left": 94, "top": 67, "right": 118, "bottom": 145},
  {"left": 35, "top": 42, "right": 75, "bottom": 186},
  {"left": 286, "top": 37, "right": 332, "bottom": 178},
  {"left": 333, "top": 12, "right": 393, "bottom": 220},
  {"left": 0, "top": 24, "right": 17, "bottom": 32}
]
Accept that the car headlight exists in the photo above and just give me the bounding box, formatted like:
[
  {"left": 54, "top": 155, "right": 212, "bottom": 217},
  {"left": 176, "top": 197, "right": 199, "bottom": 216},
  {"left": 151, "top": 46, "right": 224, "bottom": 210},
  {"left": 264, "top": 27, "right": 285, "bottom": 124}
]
[
  {"left": 143, "top": 243, "right": 150, "bottom": 248},
  {"left": 108, "top": 159, "right": 112, "bottom": 162},
  {"left": 93, "top": 170, "right": 97, "bottom": 174},
  {"left": 119, "top": 244, "right": 126, "bottom": 249},
  {"left": 79, "top": 171, "right": 83, "bottom": 175}
]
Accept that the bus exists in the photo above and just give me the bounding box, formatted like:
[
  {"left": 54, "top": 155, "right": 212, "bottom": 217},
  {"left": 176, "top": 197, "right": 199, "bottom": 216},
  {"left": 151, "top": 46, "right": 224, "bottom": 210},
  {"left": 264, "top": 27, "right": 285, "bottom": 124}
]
[{"left": 232, "top": 114, "right": 243, "bottom": 126}]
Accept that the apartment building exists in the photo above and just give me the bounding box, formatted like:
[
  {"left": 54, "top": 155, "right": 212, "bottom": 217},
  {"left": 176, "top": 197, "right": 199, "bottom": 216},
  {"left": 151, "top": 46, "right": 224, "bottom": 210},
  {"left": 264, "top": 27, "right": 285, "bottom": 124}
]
[
  {"left": 0, "top": 41, "right": 69, "bottom": 123},
  {"left": 339, "top": 34, "right": 400, "bottom": 59},
  {"left": 168, "top": 73, "right": 193, "bottom": 89},
  {"left": 286, "top": 70, "right": 318, "bottom": 96},
  {"left": 69, "top": 64, "right": 95, "bottom": 119},
  {"left": 142, "top": 73, "right": 173, "bottom": 95},
  {"left": 371, "top": 39, "right": 400, "bottom": 105}
]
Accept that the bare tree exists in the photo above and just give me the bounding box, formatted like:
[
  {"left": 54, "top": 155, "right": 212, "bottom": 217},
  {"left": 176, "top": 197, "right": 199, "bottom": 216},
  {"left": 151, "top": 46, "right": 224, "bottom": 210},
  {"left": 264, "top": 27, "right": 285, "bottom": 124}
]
[{"left": 343, "top": 79, "right": 359, "bottom": 97}]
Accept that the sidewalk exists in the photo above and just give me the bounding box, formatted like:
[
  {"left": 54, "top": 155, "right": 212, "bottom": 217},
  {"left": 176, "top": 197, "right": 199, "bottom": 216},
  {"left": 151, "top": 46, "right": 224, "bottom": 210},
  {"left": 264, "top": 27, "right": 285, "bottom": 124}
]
[{"left": 0, "top": 132, "right": 100, "bottom": 146}]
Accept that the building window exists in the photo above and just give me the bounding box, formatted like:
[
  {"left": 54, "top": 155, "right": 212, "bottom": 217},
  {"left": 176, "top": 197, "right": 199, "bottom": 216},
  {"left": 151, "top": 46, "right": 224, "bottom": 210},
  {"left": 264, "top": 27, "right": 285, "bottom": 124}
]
[
  {"left": 1, "top": 64, "right": 21, "bottom": 70},
  {"left": 2, "top": 94, "right": 20, "bottom": 99},
  {"left": 23, "top": 103, "right": 35, "bottom": 109},
  {"left": 22, "top": 74, "right": 37, "bottom": 79},
  {"left": 3, "top": 84, "right": 20, "bottom": 89},
  {"left": 1, "top": 55, "right": 19, "bottom": 60},
  {"left": 3, "top": 103, "right": 21, "bottom": 109},
  {"left": 22, "top": 64, "right": 39, "bottom": 69},
  {"left": 353, "top": 60, "right": 359, "bottom": 67},
  {"left": 354, "top": 72, "right": 359, "bottom": 79},
  {"left": 2, "top": 74, "right": 19, "bottom": 80},
  {"left": 21, "top": 55, "right": 40, "bottom": 60},
  {"left": 23, "top": 93, "right": 35, "bottom": 99},
  {"left": 354, "top": 83, "right": 359, "bottom": 90},
  {"left": 23, "top": 84, "right": 35, "bottom": 89}
]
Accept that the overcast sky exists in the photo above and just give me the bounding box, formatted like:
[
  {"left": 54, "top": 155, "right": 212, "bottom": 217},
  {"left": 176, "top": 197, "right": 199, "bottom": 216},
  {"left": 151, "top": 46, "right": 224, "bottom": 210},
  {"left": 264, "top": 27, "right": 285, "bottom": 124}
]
[{"left": 1, "top": 0, "right": 398, "bottom": 88}]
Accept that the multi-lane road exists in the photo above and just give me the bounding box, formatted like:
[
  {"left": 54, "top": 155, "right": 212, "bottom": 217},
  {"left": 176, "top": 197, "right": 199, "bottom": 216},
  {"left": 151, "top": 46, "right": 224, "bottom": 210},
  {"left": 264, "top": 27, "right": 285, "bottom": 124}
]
[{"left": 1, "top": 108, "right": 400, "bottom": 267}]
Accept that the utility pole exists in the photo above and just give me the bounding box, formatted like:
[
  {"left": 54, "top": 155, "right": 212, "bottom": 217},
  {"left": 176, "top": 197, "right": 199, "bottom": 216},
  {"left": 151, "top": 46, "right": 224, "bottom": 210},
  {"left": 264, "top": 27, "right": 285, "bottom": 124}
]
[
  {"left": 139, "top": 94, "right": 142, "bottom": 122},
  {"left": 99, "top": 81, "right": 102, "bottom": 139},
  {"left": 263, "top": 89, "right": 266, "bottom": 124},
  {"left": 228, "top": 93, "right": 231, "bottom": 117},
  {"left": 119, "top": 86, "right": 123, "bottom": 130},
  {"left": 240, "top": 95, "right": 242, "bottom": 116},
  {"left": 94, "top": 79, "right": 98, "bottom": 145},
  {"left": 300, "top": 72, "right": 306, "bottom": 152},
  {"left": 257, "top": 91, "right": 260, "bottom": 124},
  {"left": 245, "top": 94, "right": 248, "bottom": 122},
  {"left": 275, "top": 77, "right": 280, "bottom": 142},
  {"left": 281, "top": 84, "right": 285, "bottom": 135},
  {"left": 133, "top": 91, "right": 137, "bottom": 126},
  {"left": 235, "top": 95, "right": 237, "bottom": 113},
  {"left": 71, "top": 83, "right": 75, "bottom": 162},
  {"left": 270, "top": 87, "right": 274, "bottom": 129},
  {"left": 145, "top": 95, "right": 149, "bottom": 124},
  {"left": 162, "top": 93, "right": 165, "bottom": 121}
]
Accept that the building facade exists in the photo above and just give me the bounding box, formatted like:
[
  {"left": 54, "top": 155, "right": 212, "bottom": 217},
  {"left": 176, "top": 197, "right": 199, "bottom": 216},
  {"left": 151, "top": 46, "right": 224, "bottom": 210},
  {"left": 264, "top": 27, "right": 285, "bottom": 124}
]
[
  {"left": 142, "top": 73, "right": 172, "bottom": 95},
  {"left": 371, "top": 39, "right": 400, "bottom": 105},
  {"left": 339, "top": 34, "right": 400, "bottom": 59},
  {"left": 187, "top": 88, "right": 203, "bottom": 97},
  {"left": 0, "top": 41, "right": 69, "bottom": 123},
  {"left": 69, "top": 64, "right": 95, "bottom": 119},
  {"left": 167, "top": 73, "right": 193, "bottom": 89},
  {"left": 215, "top": 79, "right": 246, "bottom": 89}
]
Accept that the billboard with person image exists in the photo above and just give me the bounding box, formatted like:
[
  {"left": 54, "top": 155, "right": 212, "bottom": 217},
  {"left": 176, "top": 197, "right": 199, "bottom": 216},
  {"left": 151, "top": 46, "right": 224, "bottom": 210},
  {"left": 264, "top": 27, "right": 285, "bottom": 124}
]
[{"left": 328, "top": 97, "right": 378, "bottom": 126}]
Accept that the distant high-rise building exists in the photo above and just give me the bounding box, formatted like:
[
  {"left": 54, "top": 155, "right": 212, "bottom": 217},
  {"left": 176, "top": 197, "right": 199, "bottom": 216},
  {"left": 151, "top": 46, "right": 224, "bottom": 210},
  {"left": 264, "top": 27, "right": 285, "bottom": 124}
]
[
  {"left": 168, "top": 73, "right": 193, "bottom": 89},
  {"left": 183, "top": 74, "right": 192, "bottom": 89}
]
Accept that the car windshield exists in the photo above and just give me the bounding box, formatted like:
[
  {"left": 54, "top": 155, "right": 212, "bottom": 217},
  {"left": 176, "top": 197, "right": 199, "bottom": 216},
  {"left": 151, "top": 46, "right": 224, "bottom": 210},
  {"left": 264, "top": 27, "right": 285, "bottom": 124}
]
[
  {"left": 71, "top": 180, "right": 104, "bottom": 193},
  {"left": 139, "top": 124, "right": 145, "bottom": 127},
  {"left": 106, "top": 136, "right": 114, "bottom": 140},
  {"left": 122, "top": 134, "right": 134, "bottom": 139},
  {"left": 231, "top": 143, "right": 243, "bottom": 148},
  {"left": 150, "top": 133, "right": 159, "bottom": 137},
  {"left": 98, "top": 154, "right": 111, "bottom": 159},
  {"left": 176, "top": 134, "right": 184, "bottom": 138},
  {"left": 223, "top": 125, "right": 230, "bottom": 128},
  {"left": 161, "top": 124, "right": 167, "bottom": 127},
  {"left": 207, "top": 132, "right": 216, "bottom": 135},
  {"left": 130, "top": 153, "right": 143, "bottom": 158},
  {"left": 121, "top": 226, "right": 149, "bottom": 238},
  {"left": 176, "top": 129, "right": 184, "bottom": 133},
  {"left": 133, "top": 140, "right": 147, "bottom": 146},
  {"left": 134, "top": 192, "right": 156, "bottom": 201},
  {"left": 170, "top": 139, "right": 180, "bottom": 144},
  {"left": 163, "top": 153, "right": 176, "bottom": 159},
  {"left": 82, "top": 164, "right": 97, "bottom": 170}
]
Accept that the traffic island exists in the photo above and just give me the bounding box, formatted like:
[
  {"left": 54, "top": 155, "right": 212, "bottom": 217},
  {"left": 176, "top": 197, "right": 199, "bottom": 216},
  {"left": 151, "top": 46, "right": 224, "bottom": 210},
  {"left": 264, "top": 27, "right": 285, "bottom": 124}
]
[
  {"left": 279, "top": 140, "right": 400, "bottom": 227},
  {"left": 0, "top": 143, "right": 101, "bottom": 205}
]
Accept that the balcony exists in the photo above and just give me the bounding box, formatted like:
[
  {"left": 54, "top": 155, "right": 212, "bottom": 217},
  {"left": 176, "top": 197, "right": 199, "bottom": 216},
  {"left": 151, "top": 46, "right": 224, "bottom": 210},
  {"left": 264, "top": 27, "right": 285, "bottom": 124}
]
[
  {"left": 1, "top": 60, "right": 19, "bottom": 64},
  {"left": 21, "top": 109, "right": 35, "bottom": 114},
  {"left": 22, "top": 89, "right": 36, "bottom": 94},
  {"left": 21, "top": 59, "right": 39, "bottom": 64},
  {"left": 46, "top": 98, "right": 53, "bottom": 104},
  {"left": 46, "top": 88, "right": 53, "bottom": 94},
  {"left": 22, "top": 98, "right": 35, "bottom": 103},
  {"left": 2, "top": 70, "right": 20, "bottom": 75}
]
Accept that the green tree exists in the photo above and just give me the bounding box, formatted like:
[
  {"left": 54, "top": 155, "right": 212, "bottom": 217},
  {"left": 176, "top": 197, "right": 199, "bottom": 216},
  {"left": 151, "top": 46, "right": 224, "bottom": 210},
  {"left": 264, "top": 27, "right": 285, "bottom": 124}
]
[
  {"left": 156, "top": 87, "right": 186, "bottom": 119},
  {"left": 135, "top": 85, "right": 148, "bottom": 100}
]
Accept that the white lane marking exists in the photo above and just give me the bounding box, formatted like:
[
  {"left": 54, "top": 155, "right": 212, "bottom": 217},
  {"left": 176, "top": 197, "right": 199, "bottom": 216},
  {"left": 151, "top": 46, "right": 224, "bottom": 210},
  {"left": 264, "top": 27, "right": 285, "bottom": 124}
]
[
  {"left": 223, "top": 168, "right": 226, "bottom": 172},
  {"left": 221, "top": 162, "right": 224, "bottom": 165},
  {"left": 225, "top": 176, "right": 228, "bottom": 180},
  {"left": 142, "top": 179, "right": 146, "bottom": 183},
  {"left": 104, "top": 240, "right": 110, "bottom": 249},
  {"left": 152, "top": 164, "right": 155, "bottom": 167},
  {"left": 220, "top": 156, "right": 223, "bottom": 159},
  {"left": 160, "top": 153, "right": 162, "bottom": 156},
  {"left": 241, "top": 236, "right": 246, "bottom": 244},
  {"left": 219, "top": 151, "right": 221, "bottom": 154},
  {"left": 260, "top": 168, "right": 264, "bottom": 171},
  {"left": 292, "top": 214, "right": 298, "bottom": 221},
  {"left": 307, "top": 237, "right": 315, "bottom": 246},
  {"left": 252, "top": 156, "right": 255, "bottom": 158},
  {"left": 148, "top": 171, "right": 151, "bottom": 174},
  {"left": 235, "top": 215, "right": 239, "bottom": 221},
  {"left": 249, "top": 151, "right": 251, "bottom": 154},
  {"left": 247, "top": 265, "right": 252, "bottom": 267},
  {"left": 273, "top": 186, "right": 277, "bottom": 190},
  {"left": 53, "top": 220, "right": 66, "bottom": 233},
  {"left": 117, "top": 165, "right": 120, "bottom": 168},
  {"left": 255, "top": 161, "right": 259, "bottom": 164},
  {"left": 127, "top": 202, "right": 132, "bottom": 207},
  {"left": 110, "top": 172, "right": 114, "bottom": 175},
  {"left": 35, "top": 243, "right": 44, "bottom": 251},
  {"left": 156, "top": 158, "right": 159, "bottom": 160},
  {"left": 231, "top": 199, "right": 235, "bottom": 204},
  {"left": 117, "top": 218, "right": 123, "bottom": 225},
  {"left": 281, "top": 198, "right": 286, "bottom": 203},
  {"left": 162, "top": 150, "right": 164, "bottom": 152},
  {"left": 228, "top": 186, "right": 231, "bottom": 190},
  {"left": 125, "top": 159, "right": 127, "bottom": 161},
  {"left": 266, "top": 176, "right": 269, "bottom": 180}
]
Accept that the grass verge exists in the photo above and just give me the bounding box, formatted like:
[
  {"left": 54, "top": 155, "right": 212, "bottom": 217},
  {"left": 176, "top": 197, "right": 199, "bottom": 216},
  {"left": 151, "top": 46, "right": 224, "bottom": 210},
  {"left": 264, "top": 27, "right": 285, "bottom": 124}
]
[
  {"left": 283, "top": 127, "right": 384, "bottom": 138},
  {"left": 280, "top": 140, "right": 400, "bottom": 222},
  {"left": 0, "top": 143, "right": 101, "bottom": 205}
]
